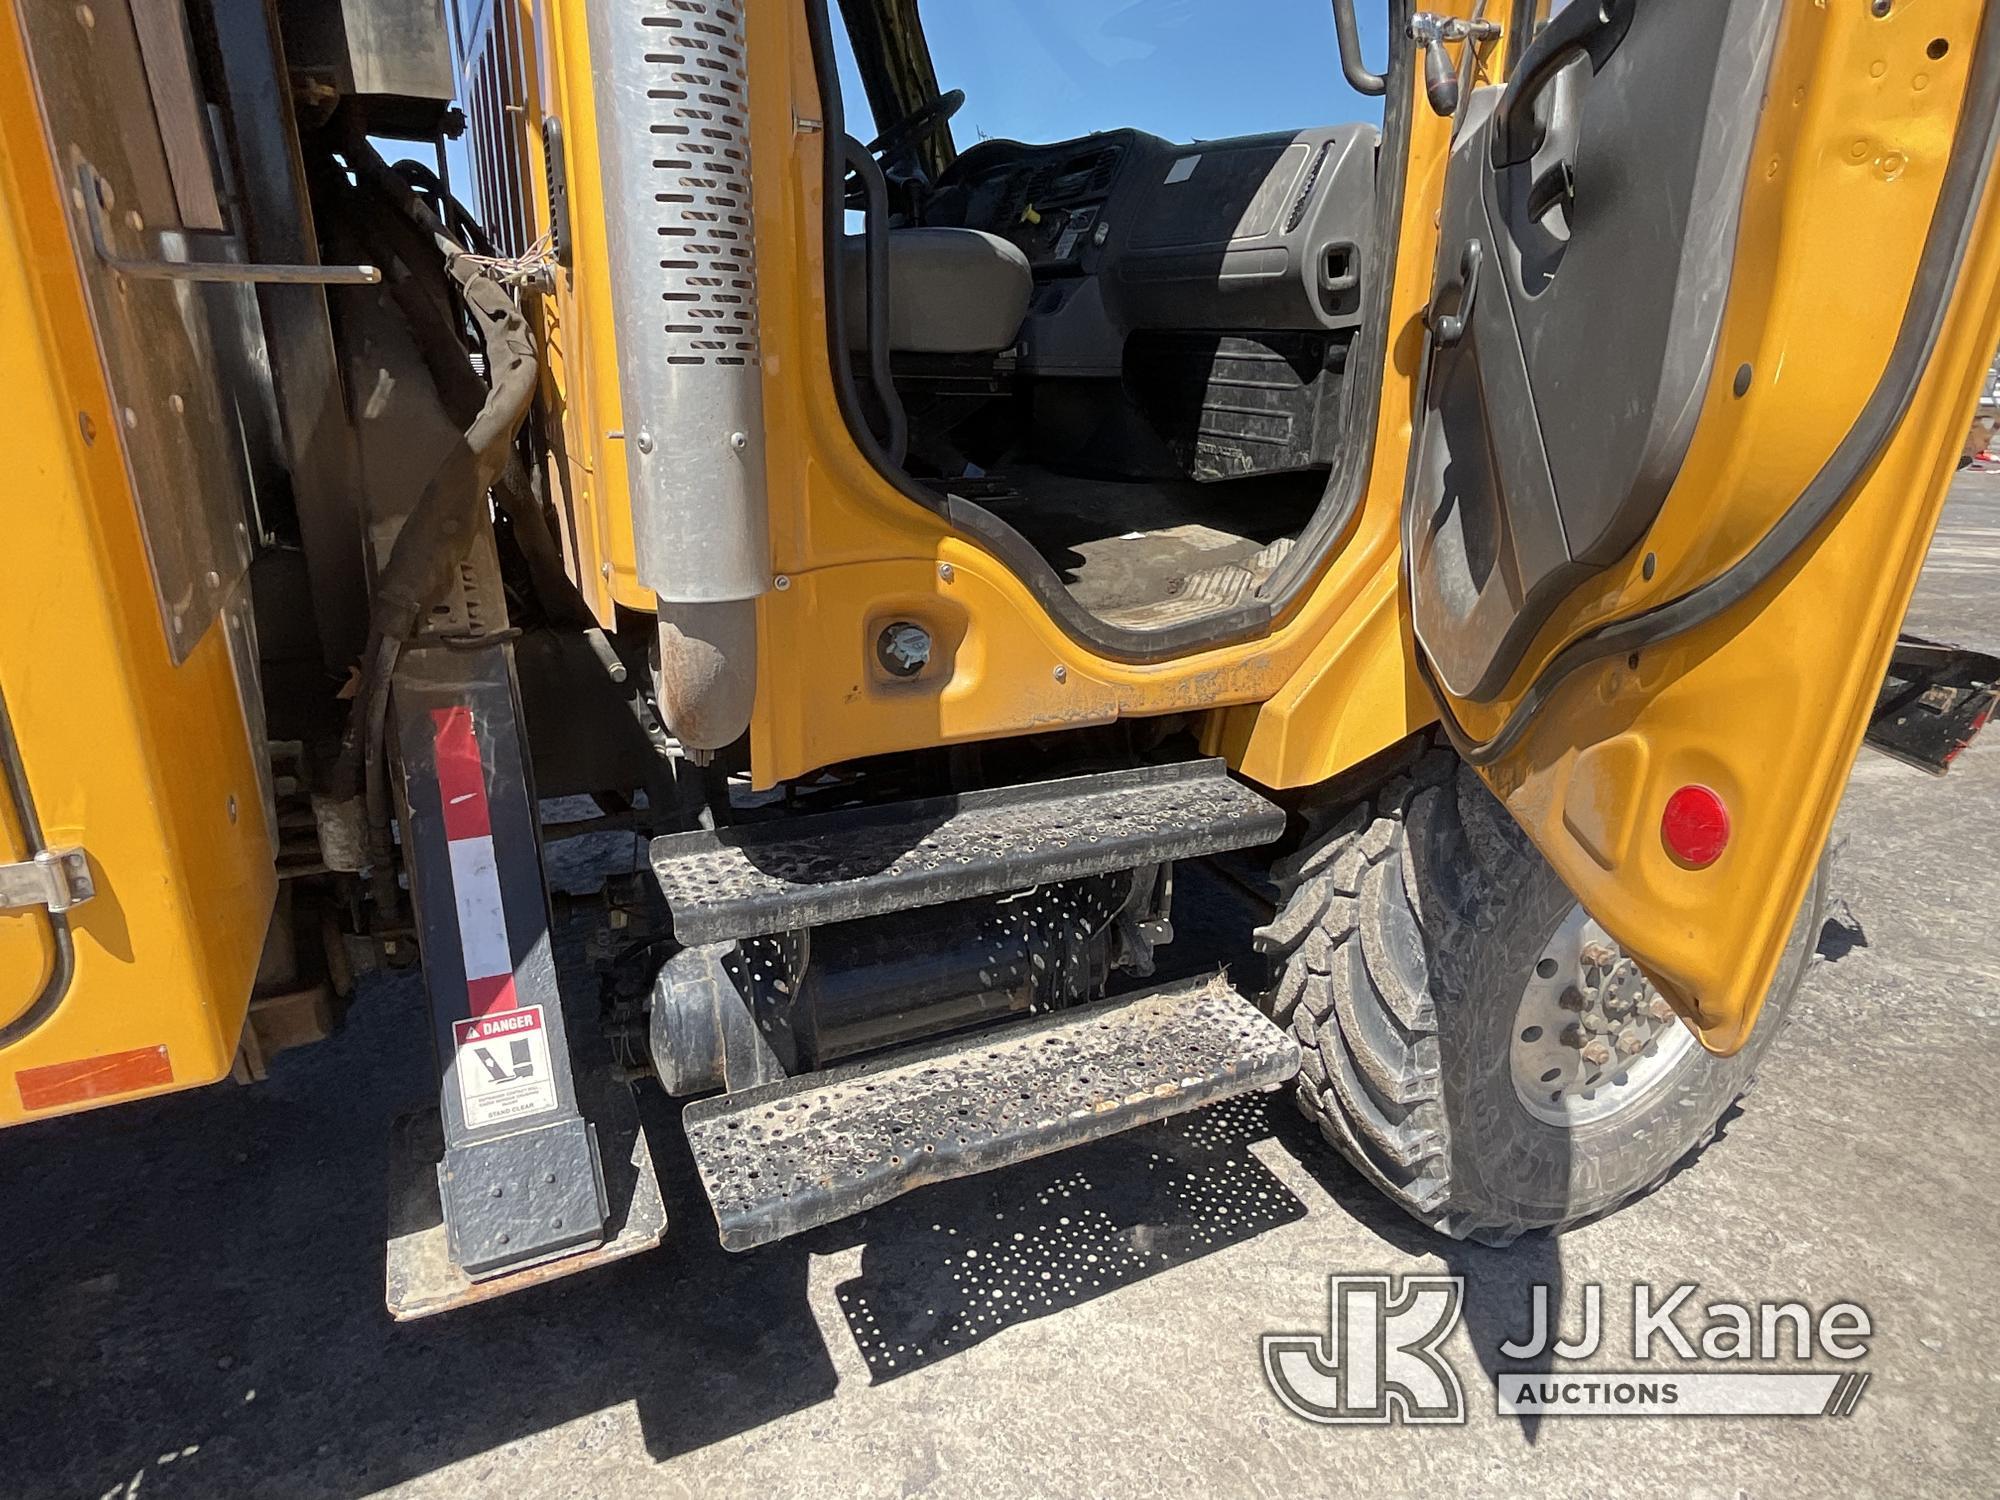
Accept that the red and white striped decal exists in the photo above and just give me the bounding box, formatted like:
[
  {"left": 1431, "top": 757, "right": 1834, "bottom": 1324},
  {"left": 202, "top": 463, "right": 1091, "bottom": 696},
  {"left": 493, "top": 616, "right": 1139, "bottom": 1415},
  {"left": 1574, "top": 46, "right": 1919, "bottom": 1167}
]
[{"left": 432, "top": 706, "right": 518, "bottom": 1017}]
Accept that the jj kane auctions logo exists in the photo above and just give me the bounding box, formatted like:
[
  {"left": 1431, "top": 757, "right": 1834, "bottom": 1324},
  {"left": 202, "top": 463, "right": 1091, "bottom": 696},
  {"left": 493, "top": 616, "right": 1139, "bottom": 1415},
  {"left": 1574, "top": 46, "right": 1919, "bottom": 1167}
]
[{"left": 1264, "top": 1276, "right": 1873, "bottom": 1423}]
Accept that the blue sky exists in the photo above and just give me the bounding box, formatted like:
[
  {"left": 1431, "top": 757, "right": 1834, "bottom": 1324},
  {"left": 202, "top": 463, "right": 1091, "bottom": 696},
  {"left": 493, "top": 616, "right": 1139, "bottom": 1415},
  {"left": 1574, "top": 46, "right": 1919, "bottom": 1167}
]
[
  {"left": 834, "top": 0, "right": 1390, "bottom": 148},
  {"left": 436, "top": 3, "right": 1391, "bottom": 220}
]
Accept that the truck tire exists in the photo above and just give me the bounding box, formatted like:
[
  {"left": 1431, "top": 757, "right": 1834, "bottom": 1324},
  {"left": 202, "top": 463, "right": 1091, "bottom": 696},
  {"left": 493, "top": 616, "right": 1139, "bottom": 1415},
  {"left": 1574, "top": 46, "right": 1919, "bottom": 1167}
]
[{"left": 1256, "top": 744, "right": 1826, "bottom": 1245}]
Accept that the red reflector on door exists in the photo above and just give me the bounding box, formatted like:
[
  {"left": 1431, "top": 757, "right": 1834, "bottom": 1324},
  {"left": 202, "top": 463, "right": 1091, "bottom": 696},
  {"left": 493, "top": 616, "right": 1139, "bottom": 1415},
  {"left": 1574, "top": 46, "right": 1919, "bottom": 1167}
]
[
  {"left": 16, "top": 1045, "right": 173, "bottom": 1111},
  {"left": 1662, "top": 785, "right": 1730, "bottom": 867}
]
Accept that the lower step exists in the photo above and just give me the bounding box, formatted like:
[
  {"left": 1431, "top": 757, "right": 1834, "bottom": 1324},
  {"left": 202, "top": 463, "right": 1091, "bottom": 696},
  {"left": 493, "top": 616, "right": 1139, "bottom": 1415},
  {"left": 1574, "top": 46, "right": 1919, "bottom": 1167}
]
[{"left": 682, "top": 973, "right": 1299, "bottom": 1251}]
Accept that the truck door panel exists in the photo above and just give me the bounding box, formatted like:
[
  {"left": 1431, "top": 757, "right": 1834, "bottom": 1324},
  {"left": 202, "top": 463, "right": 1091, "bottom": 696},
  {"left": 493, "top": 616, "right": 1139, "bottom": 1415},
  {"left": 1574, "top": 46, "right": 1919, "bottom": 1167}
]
[
  {"left": 1409, "top": 0, "right": 1782, "bottom": 702},
  {"left": 1406, "top": 0, "right": 2000, "bottom": 1051}
]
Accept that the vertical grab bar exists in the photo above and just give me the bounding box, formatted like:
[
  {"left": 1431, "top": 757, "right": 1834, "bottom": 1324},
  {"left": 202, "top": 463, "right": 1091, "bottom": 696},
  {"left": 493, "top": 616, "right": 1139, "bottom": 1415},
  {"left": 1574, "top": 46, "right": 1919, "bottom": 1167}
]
[
  {"left": 1331, "top": 0, "right": 1388, "bottom": 96},
  {"left": 840, "top": 137, "right": 909, "bottom": 468}
]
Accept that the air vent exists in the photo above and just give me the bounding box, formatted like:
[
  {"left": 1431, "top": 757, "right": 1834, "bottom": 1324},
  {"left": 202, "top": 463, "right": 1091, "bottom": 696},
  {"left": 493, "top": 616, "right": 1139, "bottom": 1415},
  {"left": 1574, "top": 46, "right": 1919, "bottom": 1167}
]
[
  {"left": 1284, "top": 139, "right": 1333, "bottom": 235},
  {"left": 1081, "top": 147, "right": 1120, "bottom": 197},
  {"left": 1039, "top": 146, "right": 1120, "bottom": 205},
  {"left": 542, "top": 114, "right": 572, "bottom": 267}
]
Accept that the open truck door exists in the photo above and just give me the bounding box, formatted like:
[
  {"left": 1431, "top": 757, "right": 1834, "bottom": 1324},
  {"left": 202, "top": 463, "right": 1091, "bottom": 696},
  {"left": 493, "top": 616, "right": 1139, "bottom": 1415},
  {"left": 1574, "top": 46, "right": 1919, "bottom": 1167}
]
[{"left": 1403, "top": 0, "right": 2000, "bottom": 1052}]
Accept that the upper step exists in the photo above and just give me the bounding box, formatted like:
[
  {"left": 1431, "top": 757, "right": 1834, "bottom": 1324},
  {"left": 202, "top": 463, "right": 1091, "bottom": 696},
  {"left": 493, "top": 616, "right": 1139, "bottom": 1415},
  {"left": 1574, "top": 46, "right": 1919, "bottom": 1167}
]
[{"left": 650, "top": 758, "right": 1285, "bottom": 946}]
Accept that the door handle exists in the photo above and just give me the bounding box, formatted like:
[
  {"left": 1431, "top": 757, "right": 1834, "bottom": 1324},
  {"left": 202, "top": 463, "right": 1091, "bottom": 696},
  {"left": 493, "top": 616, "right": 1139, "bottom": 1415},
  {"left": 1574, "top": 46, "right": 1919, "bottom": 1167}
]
[
  {"left": 1428, "top": 238, "right": 1483, "bottom": 348},
  {"left": 1490, "top": 0, "right": 1636, "bottom": 170}
]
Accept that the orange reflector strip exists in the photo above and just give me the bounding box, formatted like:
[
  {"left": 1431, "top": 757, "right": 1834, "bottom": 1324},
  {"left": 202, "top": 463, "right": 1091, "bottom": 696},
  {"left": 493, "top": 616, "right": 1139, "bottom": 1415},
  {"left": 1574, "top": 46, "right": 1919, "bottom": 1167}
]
[{"left": 16, "top": 1044, "right": 172, "bottom": 1111}]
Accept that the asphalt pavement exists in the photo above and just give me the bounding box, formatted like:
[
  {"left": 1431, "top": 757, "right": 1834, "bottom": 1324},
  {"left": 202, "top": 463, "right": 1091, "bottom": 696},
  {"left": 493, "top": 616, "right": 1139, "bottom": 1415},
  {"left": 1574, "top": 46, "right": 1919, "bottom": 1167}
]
[{"left": 5, "top": 475, "right": 2000, "bottom": 1499}]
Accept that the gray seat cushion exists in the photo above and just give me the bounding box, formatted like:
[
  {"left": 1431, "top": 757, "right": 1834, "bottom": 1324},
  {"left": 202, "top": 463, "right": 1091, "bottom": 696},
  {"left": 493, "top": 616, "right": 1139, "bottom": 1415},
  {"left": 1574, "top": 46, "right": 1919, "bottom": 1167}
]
[{"left": 841, "top": 227, "right": 1033, "bottom": 355}]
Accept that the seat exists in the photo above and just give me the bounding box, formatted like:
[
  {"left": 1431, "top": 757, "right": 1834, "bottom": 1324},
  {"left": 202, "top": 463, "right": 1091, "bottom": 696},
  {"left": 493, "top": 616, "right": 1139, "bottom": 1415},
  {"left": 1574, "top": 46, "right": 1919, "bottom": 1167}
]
[{"left": 841, "top": 228, "right": 1033, "bottom": 355}]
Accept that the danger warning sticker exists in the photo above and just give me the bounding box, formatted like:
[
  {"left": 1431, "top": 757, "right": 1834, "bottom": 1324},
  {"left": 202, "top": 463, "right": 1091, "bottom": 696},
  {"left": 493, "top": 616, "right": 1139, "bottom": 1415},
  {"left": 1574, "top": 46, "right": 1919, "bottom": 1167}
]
[{"left": 453, "top": 1006, "right": 557, "bottom": 1129}]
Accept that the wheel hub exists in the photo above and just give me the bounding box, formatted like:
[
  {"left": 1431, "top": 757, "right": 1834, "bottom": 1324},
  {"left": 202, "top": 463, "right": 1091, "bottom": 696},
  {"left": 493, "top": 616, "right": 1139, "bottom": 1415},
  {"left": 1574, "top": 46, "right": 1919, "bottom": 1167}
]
[{"left": 1508, "top": 906, "right": 1699, "bottom": 1127}]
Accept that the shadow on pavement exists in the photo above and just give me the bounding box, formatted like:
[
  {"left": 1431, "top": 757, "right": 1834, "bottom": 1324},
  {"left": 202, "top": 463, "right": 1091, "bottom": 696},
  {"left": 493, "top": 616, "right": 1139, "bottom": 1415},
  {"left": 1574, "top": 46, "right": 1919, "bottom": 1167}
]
[
  {"left": 0, "top": 975, "right": 1308, "bottom": 1494},
  {"left": 825, "top": 1092, "right": 1304, "bottom": 1380},
  {"left": 0, "top": 860, "right": 1577, "bottom": 1490},
  {"left": 0, "top": 964, "right": 836, "bottom": 1499},
  {"left": 1816, "top": 906, "right": 1870, "bottom": 963},
  {"left": 1265, "top": 1102, "right": 1564, "bottom": 1442}
]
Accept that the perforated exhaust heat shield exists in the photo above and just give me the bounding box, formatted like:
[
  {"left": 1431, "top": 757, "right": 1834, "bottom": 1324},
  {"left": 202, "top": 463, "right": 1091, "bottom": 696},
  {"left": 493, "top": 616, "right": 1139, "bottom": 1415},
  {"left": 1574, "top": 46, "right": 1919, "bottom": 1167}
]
[{"left": 586, "top": 0, "right": 769, "bottom": 603}]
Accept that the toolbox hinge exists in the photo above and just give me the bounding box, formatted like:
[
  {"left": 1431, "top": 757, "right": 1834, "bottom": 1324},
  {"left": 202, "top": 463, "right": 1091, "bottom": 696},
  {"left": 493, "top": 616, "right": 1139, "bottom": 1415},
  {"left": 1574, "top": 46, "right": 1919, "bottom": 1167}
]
[{"left": 0, "top": 847, "right": 94, "bottom": 914}]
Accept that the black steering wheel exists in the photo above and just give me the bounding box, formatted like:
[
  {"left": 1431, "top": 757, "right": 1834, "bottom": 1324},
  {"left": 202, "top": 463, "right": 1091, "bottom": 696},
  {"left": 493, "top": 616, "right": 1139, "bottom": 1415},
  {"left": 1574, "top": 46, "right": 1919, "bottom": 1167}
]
[{"left": 864, "top": 88, "right": 964, "bottom": 175}]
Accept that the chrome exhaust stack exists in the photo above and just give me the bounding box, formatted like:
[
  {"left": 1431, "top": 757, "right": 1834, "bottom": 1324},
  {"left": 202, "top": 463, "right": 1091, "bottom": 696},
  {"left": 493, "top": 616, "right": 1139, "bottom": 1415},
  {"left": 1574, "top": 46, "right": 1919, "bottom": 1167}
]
[{"left": 588, "top": 0, "right": 766, "bottom": 753}]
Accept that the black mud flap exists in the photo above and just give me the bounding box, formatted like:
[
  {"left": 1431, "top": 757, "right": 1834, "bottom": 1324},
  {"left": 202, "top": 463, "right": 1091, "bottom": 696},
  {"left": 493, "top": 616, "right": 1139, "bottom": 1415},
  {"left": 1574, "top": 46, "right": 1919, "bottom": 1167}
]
[
  {"left": 1866, "top": 634, "right": 2000, "bottom": 774},
  {"left": 681, "top": 973, "right": 1299, "bottom": 1252}
]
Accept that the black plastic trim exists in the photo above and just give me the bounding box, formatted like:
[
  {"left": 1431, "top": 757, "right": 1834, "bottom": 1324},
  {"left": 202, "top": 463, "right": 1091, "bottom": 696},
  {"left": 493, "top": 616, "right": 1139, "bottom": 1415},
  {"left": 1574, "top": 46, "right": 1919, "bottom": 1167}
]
[
  {"left": 1490, "top": 0, "right": 1634, "bottom": 169},
  {"left": 1430, "top": 2, "right": 2000, "bottom": 766},
  {"left": 805, "top": 0, "right": 1415, "bottom": 664}
]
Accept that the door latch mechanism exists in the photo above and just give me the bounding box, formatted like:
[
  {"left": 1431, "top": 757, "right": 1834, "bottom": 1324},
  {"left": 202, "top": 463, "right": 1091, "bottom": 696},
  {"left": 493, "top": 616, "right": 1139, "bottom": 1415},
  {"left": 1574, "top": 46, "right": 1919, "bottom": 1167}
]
[{"left": 1411, "top": 13, "right": 1504, "bottom": 117}]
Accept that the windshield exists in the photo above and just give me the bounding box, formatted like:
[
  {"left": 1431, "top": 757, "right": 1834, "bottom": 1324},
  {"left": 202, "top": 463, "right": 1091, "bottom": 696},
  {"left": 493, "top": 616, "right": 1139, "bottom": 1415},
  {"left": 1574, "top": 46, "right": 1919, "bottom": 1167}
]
[{"left": 834, "top": 1, "right": 1387, "bottom": 149}]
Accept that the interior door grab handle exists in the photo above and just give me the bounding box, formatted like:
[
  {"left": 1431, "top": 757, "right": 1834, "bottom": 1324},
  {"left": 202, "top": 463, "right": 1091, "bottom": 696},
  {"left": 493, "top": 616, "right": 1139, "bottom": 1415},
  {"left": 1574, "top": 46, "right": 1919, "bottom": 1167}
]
[
  {"left": 1429, "top": 239, "right": 1483, "bottom": 347},
  {"left": 1491, "top": 0, "right": 1636, "bottom": 170}
]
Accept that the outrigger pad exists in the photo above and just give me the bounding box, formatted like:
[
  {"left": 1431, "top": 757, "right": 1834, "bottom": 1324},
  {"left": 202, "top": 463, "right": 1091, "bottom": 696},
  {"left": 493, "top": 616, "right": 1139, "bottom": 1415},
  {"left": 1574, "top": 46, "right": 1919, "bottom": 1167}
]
[
  {"left": 649, "top": 759, "right": 1286, "bottom": 946},
  {"left": 682, "top": 973, "right": 1299, "bottom": 1252},
  {"left": 384, "top": 1074, "right": 667, "bottom": 1321}
]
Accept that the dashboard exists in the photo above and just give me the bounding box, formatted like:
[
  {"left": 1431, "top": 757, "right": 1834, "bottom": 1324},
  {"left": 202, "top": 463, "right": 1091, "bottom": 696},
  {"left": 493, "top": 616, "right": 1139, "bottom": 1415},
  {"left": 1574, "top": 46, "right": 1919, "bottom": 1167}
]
[
  {"left": 930, "top": 135, "right": 1132, "bottom": 271},
  {"left": 919, "top": 124, "right": 1380, "bottom": 377}
]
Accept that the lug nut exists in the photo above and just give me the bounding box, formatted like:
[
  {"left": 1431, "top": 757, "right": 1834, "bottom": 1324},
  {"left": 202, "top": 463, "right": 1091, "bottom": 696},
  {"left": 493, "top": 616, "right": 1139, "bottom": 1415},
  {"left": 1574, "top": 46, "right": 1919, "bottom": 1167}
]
[
  {"left": 1579, "top": 940, "right": 1619, "bottom": 968},
  {"left": 1615, "top": 1026, "right": 1648, "bottom": 1057},
  {"left": 1580, "top": 1038, "right": 1613, "bottom": 1067},
  {"left": 1645, "top": 995, "right": 1676, "bottom": 1023}
]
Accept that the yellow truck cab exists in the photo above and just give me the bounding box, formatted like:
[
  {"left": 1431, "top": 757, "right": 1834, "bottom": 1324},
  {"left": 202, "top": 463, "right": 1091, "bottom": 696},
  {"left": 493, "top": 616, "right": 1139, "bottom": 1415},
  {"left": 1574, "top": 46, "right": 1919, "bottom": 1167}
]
[{"left": 3, "top": 0, "right": 1998, "bottom": 1309}]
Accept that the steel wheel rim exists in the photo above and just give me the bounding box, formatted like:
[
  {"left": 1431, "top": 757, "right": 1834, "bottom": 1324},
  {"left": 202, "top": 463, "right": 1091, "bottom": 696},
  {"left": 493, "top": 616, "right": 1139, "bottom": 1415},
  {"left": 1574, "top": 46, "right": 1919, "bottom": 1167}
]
[{"left": 1508, "top": 904, "right": 1701, "bottom": 1128}]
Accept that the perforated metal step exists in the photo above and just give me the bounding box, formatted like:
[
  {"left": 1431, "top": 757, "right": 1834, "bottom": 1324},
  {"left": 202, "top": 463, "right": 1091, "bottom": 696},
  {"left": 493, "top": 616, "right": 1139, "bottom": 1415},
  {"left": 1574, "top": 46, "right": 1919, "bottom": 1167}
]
[
  {"left": 650, "top": 759, "right": 1285, "bottom": 946},
  {"left": 682, "top": 973, "right": 1299, "bottom": 1251}
]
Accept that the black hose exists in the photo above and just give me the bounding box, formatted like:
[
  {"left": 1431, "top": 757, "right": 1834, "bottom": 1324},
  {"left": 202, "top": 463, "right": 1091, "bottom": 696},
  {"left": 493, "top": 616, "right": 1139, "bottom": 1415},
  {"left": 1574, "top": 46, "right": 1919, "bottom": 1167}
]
[
  {"left": 0, "top": 681, "right": 77, "bottom": 1049},
  {"left": 390, "top": 156, "right": 499, "bottom": 259}
]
